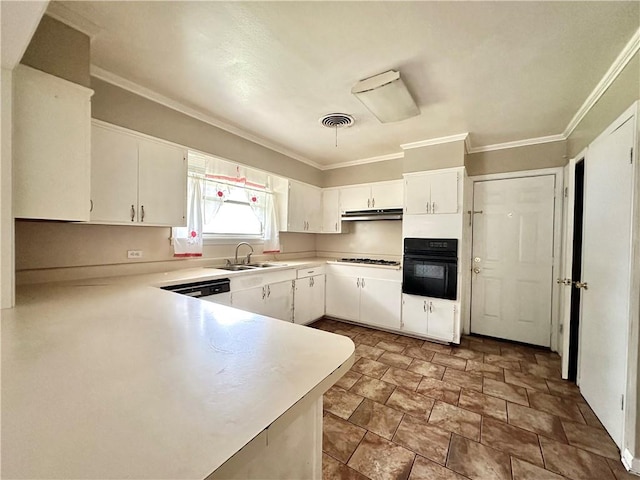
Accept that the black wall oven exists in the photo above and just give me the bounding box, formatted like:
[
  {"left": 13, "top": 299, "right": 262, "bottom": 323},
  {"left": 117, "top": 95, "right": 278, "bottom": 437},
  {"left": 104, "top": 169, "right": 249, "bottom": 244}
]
[{"left": 402, "top": 238, "right": 458, "bottom": 300}]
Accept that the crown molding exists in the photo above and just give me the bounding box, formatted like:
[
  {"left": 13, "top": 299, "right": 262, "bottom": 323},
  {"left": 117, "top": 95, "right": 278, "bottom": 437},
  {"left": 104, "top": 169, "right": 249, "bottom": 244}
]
[
  {"left": 400, "top": 132, "right": 469, "bottom": 150},
  {"left": 563, "top": 27, "right": 640, "bottom": 139},
  {"left": 322, "top": 152, "right": 405, "bottom": 170},
  {"left": 467, "top": 133, "right": 566, "bottom": 154},
  {"left": 90, "top": 65, "right": 324, "bottom": 171},
  {"left": 45, "top": 3, "right": 102, "bottom": 39}
]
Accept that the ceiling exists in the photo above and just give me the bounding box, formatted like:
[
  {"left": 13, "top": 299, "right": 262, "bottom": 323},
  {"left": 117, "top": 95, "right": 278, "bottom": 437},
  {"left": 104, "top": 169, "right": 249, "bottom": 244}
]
[{"left": 50, "top": 1, "right": 638, "bottom": 168}]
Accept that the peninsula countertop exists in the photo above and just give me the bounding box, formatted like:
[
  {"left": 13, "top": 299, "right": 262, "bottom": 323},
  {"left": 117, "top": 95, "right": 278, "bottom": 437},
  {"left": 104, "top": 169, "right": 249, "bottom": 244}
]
[{"left": 1, "top": 262, "right": 354, "bottom": 479}]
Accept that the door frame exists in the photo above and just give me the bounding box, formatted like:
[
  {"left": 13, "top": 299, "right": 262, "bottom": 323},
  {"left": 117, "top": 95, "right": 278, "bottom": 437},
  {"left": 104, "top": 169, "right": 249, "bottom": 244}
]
[{"left": 468, "top": 167, "right": 564, "bottom": 352}]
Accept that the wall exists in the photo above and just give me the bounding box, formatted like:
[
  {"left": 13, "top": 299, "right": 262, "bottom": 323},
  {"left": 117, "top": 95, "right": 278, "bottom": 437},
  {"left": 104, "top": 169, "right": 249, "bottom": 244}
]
[
  {"left": 322, "top": 158, "right": 402, "bottom": 188},
  {"left": 403, "top": 140, "right": 465, "bottom": 173},
  {"left": 1, "top": 68, "right": 14, "bottom": 307},
  {"left": 465, "top": 141, "right": 567, "bottom": 176},
  {"left": 316, "top": 221, "right": 402, "bottom": 260}
]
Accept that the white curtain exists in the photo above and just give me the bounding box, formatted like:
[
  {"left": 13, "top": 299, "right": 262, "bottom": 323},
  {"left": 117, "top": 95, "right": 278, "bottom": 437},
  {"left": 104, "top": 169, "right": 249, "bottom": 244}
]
[
  {"left": 263, "top": 192, "right": 281, "bottom": 253},
  {"left": 173, "top": 177, "right": 206, "bottom": 257}
]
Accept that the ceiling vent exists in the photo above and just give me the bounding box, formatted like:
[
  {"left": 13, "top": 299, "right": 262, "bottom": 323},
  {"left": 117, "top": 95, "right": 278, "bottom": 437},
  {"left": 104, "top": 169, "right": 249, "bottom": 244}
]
[{"left": 319, "top": 113, "right": 355, "bottom": 129}]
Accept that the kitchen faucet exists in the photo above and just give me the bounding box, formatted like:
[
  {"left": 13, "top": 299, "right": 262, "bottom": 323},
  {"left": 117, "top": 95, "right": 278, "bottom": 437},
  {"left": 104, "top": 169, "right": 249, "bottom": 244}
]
[{"left": 234, "top": 242, "right": 254, "bottom": 265}]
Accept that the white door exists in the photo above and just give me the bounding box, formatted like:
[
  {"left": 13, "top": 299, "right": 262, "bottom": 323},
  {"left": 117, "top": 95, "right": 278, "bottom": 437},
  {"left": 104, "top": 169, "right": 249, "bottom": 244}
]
[
  {"left": 264, "top": 281, "right": 293, "bottom": 322},
  {"left": 293, "top": 278, "right": 312, "bottom": 325},
  {"left": 287, "top": 181, "right": 307, "bottom": 232},
  {"left": 359, "top": 277, "right": 402, "bottom": 330},
  {"left": 401, "top": 294, "right": 428, "bottom": 335},
  {"left": 310, "top": 275, "right": 326, "bottom": 321},
  {"left": 404, "top": 175, "right": 430, "bottom": 215},
  {"left": 427, "top": 299, "right": 456, "bottom": 342},
  {"left": 321, "top": 189, "right": 340, "bottom": 233},
  {"left": 232, "top": 286, "right": 266, "bottom": 317},
  {"left": 471, "top": 175, "right": 556, "bottom": 346},
  {"left": 429, "top": 171, "right": 459, "bottom": 214},
  {"left": 304, "top": 185, "right": 322, "bottom": 233},
  {"left": 371, "top": 181, "right": 403, "bottom": 209},
  {"left": 90, "top": 125, "right": 139, "bottom": 223},
  {"left": 579, "top": 114, "right": 635, "bottom": 448},
  {"left": 340, "top": 185, "right": 370, "bottom": 211},
  {"left": 325, "top": 275, "right": 360, "bottom": 321}
]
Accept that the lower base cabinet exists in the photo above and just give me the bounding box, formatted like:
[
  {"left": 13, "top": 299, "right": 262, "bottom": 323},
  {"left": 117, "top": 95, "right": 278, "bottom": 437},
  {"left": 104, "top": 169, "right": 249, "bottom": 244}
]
[
  {"left": 293, "top": 274, "right": 325, "bottom": 325},
  {"left": 401, "top": 294, "right": 458, "bottom": 343},
  {"left": 232, "top": 281, "right": 294, "bottom": 322}
]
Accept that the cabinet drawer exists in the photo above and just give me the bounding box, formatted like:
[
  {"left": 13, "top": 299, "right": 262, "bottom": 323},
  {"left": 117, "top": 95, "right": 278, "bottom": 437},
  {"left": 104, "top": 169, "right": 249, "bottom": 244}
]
[{"left": 296, "top": 265, "right": 326, "bottom": 279}]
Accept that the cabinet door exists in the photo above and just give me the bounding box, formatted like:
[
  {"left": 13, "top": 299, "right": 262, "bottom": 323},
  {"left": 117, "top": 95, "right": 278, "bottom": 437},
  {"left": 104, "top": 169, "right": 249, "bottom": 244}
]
[
  {"left": 232, "top": 286, "right": 266, "bottom": 316},
  {"left": 293, "top": 278, "right": 313, "bottom": 325},
  {"left": 429, "top": 171, "right": 458, "bottom": 214},
  {"left": 310, "top": 275, "right": 326, "bottom": 321},
  {"left": 321, "top": 189, "right": 341, "bottom": 233},
  {"left": 427, "top": 298, "right": 456, "bottom": 342},
  {"left": 287, "top": 181, "right": 307, "bottom": 232},
  {"left": 371, "top": 181, "right": 403, "bottom": 209},
  {"left": 305, "top": 185, "right": 322, "bottom": 233},
  {"left": 265, "top": 281, "right": 294, "bottom": 322},
  {"left": 340, "top": 185, "right": 371, "bottom": 212},
  {"left": 404, "top": 175, "right": 431, "bottom": 215},
  {"left": 359, "top": 277, "right": 402, "bottom": 330},
  {"left": 138, "top": 138, "right": 187, "bottom": 226},
  {"left": 325, "top": 274, "right": 360, "bottom": 321},
  {"left": 401, "top": 294, "right": 428, "bottom": 335},
  {"left": 90, "top": 125, "right": 139, "bottom": 223},
  {"left": 13, "top": 65, "right": 92, "bottom": 221}
]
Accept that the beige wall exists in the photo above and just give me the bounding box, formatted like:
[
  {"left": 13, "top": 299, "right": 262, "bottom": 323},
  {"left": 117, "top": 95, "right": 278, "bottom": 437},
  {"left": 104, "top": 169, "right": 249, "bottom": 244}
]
[
  {"left": 322, "top": 158, "right": 403, "bottom": 187},
  {"left": 403, "top": 140, "right": 465, "bottom": 173},
  {"left": 20, "top": 15, "right": 90, "bottom": 88},
  {"left": 316, "top": 221, "right": 402, "bottom": 259},
  {"left": 465, "top": 141, "right": 568, "bottom": 176}
]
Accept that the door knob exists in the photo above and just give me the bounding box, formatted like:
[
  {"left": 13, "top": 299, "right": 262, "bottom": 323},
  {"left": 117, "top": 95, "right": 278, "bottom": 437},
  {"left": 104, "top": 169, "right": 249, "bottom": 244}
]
[
  {"left": 473, "top": 268, "right": 481, "bottom": 274},
  {"left": 573, "top": 281, "right": 589, "bottom": 290}
]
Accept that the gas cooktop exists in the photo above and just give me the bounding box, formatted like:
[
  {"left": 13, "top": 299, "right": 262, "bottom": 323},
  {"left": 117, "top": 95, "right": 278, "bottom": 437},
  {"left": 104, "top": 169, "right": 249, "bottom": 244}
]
[{"left": 337, "top": 258, "right": 401, "bottom": 266}]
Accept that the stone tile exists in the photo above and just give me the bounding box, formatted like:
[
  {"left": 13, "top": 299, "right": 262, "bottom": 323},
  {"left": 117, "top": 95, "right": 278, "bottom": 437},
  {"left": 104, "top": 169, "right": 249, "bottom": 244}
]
[
  {"left": 378, "top": 351, "right": 413, "bottom": 369},
  {"left": 381, "top": 367, "right": 423, "bottom": 391},
  {"left": 528, "top": 391, "right": 585, "bottom": 423},
  {"left": 577, "top": 402, "right": 605, "bottom": 429},
  {"left": 348, "top": 432, "right": 415, "bottom": 480},
  {"left": 458, "top": 389, "right": 507, "bottom": 422},
  {"left": 539, "top": 436, "right": 615, "bottom": 480},
  {"left": 562, "top": 421, "right": 619, "bottom": 459},
  {"left": 466, "top": 359, "right": 503, "bottom": 377},
  {"left": 403, "top": 346, "right": 436, "bottom": 362},
  {"left": 432, "top": 353, "right": 467, "bottom": 371},
  {"left": 407, "top": 358, "right": 445, "bottom": 379},
  {"left": 546, "top": 378, "right": 583, "bottom": 401},
  {"left": 484, "top": 354, "right": 522, "bottom": 371},
  {"left": 409, "top": 456, "right": 468, "bottom": 480},
  {"left": 350, "top": 375, "right": 396, "bottom": 403},
  {"left": 336, "top": 329, "right": 361, "bottom": 340},
  {"left": 386, "top": 388, "right": 435, "bottom": 420},
  {"left": 442, "top": 368, "right": 483, "bottom": 392},
  {"left": 451, "top": 347, "right": 484, "bottom": 361},
  {"left": 504, "top": 369, "right": 550, "bottom": 393},
  {"left": 428, "top": 400, "right": 481, "bottom": 441},
  {"left": 499, "top": 347, "right": 537, "bottom": 363},
  {"left": 322, "top": 453, "right": 369, "bottom": 480},
  {"left": 422, "top": 342, "right": 453, "bottom": 354},
  {"left": 511, "top": 457, "right": 565, "bottom": 480},
  {"left": 446, "top": 434, "right": 511, "bottom": 480},
  {"left": 535, "top": 353, "right": 562, "bottom": 368},
  {"left": 354, "top": 333, "right": 383, "bottom": 347},
  {"left": 322, "top": 413, "right": 367, "bottom": 463},
  {"left": 349, "top": 398, "right": 404, "bottom": 440},
  {"left": 507, "top": 402, "right": 567, "bottom": 442},
  {"left": 335, "top": 370, "right": 363, "bottom": 390},
  {"left": 376, "top": 339, "right": 407, "bottom": 353},
  {"left": 606, "top": 458, "right": 638, "bottom": 480},
  {"left": 483, "top": 377, "right": 529, "bottom": 406},
  {"left": 520, "top": 361, "right": 561, "bottom": 380},
  {"left": 393, "top": 414, "right": 451, "bottom": 465},
  {"left": 355, "top": 343, "right": 385, "bottom": 361},
  {"left": 369, "top": 330, "right": 400, "bottom": 342},
  {"left": 481, "top": 417, "right": 544, "bottom": 467},
  {"left": 351, "top": 357, "right": 389, "bottom": 379},
  {"left": 416, "top": 377, "right": 461, "bottom": 405},
  {"left": 467, "top": 341, "right": 502, "bottom": 355},
  {"left": 393, "top": 335, "right": 425, "bottom": 347},
  {"left": 324, "top": 386, "right": 365, "bottom": 419}
]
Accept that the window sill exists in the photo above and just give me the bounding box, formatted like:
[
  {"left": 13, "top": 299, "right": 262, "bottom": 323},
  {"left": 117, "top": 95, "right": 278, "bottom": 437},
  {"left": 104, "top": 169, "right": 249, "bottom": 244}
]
[{"left": 202, "top": 235, "right": 264, "bottom": 246}]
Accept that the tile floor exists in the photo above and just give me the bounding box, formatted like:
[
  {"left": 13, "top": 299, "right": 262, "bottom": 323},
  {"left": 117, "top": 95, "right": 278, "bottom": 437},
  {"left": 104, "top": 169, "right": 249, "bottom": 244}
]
[{"left": 311, "top": 318, "right": 635, "bottom": 480}]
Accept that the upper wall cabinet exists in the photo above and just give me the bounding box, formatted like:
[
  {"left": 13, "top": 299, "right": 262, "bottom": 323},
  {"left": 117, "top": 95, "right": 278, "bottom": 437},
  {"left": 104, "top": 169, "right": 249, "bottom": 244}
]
[
  {"left": 90, "top": 122, "right": 187, "bottom": 226},
  {"left": 321, "top": 188, "right": 345, "bottom": 234},
  {"left": 276, "top": 179, "right": 321, "bottom": 233},
  {"left": 404, "top": 170, "right": 459, "bottom": 215},
  {"left": 339, "top": 180, "right": 403, "bottom": 212},
  {"left": 13, "top": 65, "right": 93, "bottom": 221}
]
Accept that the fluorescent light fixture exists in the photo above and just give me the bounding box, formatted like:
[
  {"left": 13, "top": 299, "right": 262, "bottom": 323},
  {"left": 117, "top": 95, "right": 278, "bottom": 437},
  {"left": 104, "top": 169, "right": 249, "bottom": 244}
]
[{"left": 351, "top": 70, "right": 420, "bottom": 123}]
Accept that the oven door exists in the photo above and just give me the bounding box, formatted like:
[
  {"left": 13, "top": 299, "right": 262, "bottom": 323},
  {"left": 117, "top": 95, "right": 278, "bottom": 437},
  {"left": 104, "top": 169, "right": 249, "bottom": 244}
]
[{"left": 402, "top": 255, "right": 457, "bottom": 300}]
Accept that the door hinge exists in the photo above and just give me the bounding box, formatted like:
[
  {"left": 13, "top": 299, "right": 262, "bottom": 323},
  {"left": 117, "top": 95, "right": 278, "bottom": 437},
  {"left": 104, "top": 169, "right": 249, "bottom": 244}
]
[{"left": 621, "top": 394, "right": 625, "bottom": 410}]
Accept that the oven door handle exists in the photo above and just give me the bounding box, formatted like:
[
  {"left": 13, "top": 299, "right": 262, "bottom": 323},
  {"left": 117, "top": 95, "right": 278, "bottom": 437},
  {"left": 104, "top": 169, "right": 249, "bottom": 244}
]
[{"left": 403, "top": 255, "right": 455, "bottom": 263}]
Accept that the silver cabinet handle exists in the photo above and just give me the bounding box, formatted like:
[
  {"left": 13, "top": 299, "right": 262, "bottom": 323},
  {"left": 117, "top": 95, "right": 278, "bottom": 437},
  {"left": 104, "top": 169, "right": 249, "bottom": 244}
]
[
  {"left": 130, "top": 205, "right": 135, "bottom": 222},
  {"left": 357, "top": 278, "right": 360, "bottom": 288},
  {"left": 267, "top": 285, "right": 271, "bottom": 297},
  {"left": 426, "top": 203, "right": 430, "bottom": 213},
  {"left": 361, "top": 278, "right": 365, "bottom": 288},
  {"left": 140, "top": 205, "right": 145, "bottom": 222},
  {"left": 423, "top": 301, "right": 426, "bottom": 312},
  {"left": 372, "top": 198, "right": 375, "bottom": 208},
  {"left": 335, "top": 222, "right": 338, "bottom": 231},
  {"left": 89, "top": 200, "right": 93, "bottom": 213},
  {"left": 262, "top": 286, "right": 266, "bottom": 299},
  {"left": 429, "top": 301, "right": 433, "bottom": 313},
  {"left": 367, "top": 199, "right": 370, "bottom": 208},
  {"left": 432, "top": 202, "right": 437, "bottom": 213}
]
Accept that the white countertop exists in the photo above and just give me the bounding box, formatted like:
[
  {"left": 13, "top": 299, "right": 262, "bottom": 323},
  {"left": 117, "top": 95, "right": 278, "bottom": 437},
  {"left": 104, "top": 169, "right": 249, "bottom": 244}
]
[{"left": 1, "top": 259, "right": 354, "bottom": 479}]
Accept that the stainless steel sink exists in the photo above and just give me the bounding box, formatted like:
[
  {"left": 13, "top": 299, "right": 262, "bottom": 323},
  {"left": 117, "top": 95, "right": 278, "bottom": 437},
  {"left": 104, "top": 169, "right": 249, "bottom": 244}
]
[
  {"left": 247, "top": 263, "right": 283, "bottom": 268},
  {"left": 217, "top": 265, "right": 256, "bottom": 271}
]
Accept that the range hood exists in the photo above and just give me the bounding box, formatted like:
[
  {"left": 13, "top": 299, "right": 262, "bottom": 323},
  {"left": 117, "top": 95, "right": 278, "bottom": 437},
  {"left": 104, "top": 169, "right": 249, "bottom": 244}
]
[{"left": 341, "top": 208, "right": 403, "bottom": 221}]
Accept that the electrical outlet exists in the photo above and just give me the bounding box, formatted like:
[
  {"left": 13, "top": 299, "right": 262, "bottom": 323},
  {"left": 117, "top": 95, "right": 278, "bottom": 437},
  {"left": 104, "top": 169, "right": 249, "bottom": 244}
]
[{"left": 127, "top": 250, "right": 143, "bottom": 259}]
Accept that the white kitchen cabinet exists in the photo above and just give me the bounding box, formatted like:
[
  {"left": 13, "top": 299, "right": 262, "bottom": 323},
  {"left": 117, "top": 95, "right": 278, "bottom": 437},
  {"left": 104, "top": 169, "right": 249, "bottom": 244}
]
[
  {"left": 13, "top": 65, "right": 93, "bottom": 221},
  {"left": 232, "top": 285, "right": 268, "bottom": 317},
  {"left": 339, "top": 180, "right": 403, "bottom": 212},
  {"left": 281, "top": 180, "right": 321, "bottom": 233},
  {"left": 321, "top": 188, "right": 343, "bottom": 234},
  {"left": 263, "top": 280, "right": 295, "bottom": 322},
  {"left": 401, "top": 294, "right": 458, "bottom": 343},
  {"left": 230, "top": 269, "right": 296, "bottom": 322},
  {"left": 405, "top": 170, "right": 459, "bottom": 215},
  {"left": 325, "top": 264, "right": 402, "bottom": 330},
  {"left": 91, "top": 122, "right": 187, "bottom": 226},
  {"left": 294, "top": 275, "right": 325, "bottom": 325}
]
